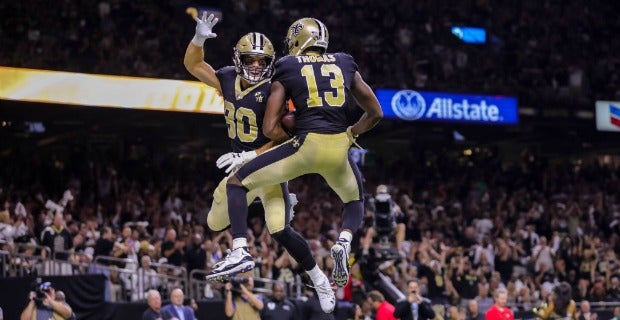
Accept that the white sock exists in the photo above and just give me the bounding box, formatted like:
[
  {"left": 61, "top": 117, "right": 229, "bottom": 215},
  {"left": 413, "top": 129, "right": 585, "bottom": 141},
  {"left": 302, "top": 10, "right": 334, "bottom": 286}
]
[
  {"left": 232, "top": 238, "right": 248, "bottom": 250},
  {"left": 306, "top": 265, "right": 324, "bottom": 284},
  {"left": 339, "top": 231, "right": 352, "bottom": 243}
]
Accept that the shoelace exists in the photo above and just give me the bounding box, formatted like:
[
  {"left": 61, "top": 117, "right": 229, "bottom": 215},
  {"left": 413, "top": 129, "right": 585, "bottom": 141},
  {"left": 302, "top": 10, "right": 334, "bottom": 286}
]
[
  {"left": 305, "top": 281, "right": 335, "bottom": 294},
  {"left": 315, "top": 283, "right": 334, "bottom": 296},
  {"left": 212, "top": 249, "right": 232, "bottom": 269}
]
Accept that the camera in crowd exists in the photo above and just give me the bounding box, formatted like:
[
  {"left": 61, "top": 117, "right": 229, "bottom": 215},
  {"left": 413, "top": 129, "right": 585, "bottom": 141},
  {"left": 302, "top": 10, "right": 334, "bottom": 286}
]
[
  {"left": 370, "top": 185, "right": 397, "bottom": 247},
  {"left": 230, "top": 276, "right": 250, "bottom": 288},
  {"left": 223, "top": 276, "right": 251, "bottom": 296},
  {"left": 372, "top": 186, "right": 395, "bottom": 232},
  {"left": 32, "top": 281, "right": 54, "bottom": 307}
]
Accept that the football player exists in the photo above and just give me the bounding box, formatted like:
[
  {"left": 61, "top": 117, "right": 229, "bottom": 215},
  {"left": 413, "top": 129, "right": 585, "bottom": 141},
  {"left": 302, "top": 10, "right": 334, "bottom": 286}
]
[
  {"left": 184, "top": 13, "right": 336, "bottom": 313},
  {"left": 208, "top": 17, "right": 382, "bottom": 294}
]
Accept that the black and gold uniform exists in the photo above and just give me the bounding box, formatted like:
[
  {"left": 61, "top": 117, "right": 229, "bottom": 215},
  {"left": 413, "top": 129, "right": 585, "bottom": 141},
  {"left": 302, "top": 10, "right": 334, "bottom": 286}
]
[
  {"left": 235, "top": 51, "right": 364, "bottom": 205},
  {"left": 207, "top": 66, "right": 292, "bottom": 234}
]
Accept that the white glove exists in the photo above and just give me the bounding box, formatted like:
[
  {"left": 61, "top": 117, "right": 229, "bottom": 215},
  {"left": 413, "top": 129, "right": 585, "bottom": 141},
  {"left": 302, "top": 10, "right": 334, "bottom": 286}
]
[
  {"left": 191, "top": 11, "right": 219, "bottom": 47},
  {"left": 216, "top": 151, "right": 257, "bottom": 174},
  {"left": 288, "top": 193, "right": 298, "bottom": 223},
  {"left": 346, "top": 126, "right": 359, "bottom": 144}
]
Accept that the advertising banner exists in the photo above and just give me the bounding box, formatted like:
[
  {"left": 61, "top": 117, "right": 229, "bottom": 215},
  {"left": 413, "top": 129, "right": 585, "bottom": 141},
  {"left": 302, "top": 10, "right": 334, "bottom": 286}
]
[
  {"left": 595, "top": 100, "right": 620, "bottom": 132},
  {"left": 375, "top": 89, "right": 518, "bottom": 125},
  {"left": 0, "top": 66, "right": 224, "bottom": 113}
]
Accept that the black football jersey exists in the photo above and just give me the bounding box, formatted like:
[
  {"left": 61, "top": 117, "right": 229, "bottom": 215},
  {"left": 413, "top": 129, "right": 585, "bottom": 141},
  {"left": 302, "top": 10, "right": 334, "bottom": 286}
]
[
  {"left": 216, "top": 66, "right": 272, "bottom": 153},
  {"left": 272, "top": 52, "right": 359, "bottom": 134}
]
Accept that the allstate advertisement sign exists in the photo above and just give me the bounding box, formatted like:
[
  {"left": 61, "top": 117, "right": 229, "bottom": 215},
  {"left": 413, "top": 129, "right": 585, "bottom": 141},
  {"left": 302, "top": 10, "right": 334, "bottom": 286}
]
[
  {"left": 595, "top": 101, "right": 620, "bottom": 132},
  {"left": 376, "top": 89, "right": 518, "bottom": 124}
]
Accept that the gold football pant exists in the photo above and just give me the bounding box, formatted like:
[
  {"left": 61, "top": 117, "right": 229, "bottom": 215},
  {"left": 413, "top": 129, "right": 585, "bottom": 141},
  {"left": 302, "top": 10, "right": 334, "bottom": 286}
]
[
  {"left": 207, "top": 176, "right": 290, "bottom": 234},
  {"left": 235, "top": 132, "right": 363, "bottom": 204}
]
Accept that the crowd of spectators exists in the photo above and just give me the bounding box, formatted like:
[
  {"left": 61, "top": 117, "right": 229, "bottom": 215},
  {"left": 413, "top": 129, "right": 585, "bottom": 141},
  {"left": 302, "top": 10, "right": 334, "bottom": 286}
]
[
  {"left": 1, "top": 137, "right": 619, "bottom": 317},
  {"left": 2, "top": 0, "right": 620, "bottom": 109}
]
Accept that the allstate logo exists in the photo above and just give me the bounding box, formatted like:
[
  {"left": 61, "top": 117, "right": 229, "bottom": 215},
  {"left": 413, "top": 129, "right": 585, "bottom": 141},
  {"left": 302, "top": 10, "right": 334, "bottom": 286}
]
[{"left": 391, "top": 90, "right": 426, "bottom": 120}]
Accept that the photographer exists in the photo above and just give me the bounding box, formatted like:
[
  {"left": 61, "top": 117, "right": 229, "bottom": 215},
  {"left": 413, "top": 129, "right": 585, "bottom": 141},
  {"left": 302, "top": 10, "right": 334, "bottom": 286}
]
[
  {"left": 393, "top": 279, "right": 435, "bottom": 320},
  {"left": 20, "top": 282, "right": 73, "bottom": 320},
  {"left": 224, "top": 275, "right": 263, "bottom": 320},
  {"left": 54, "top": 291, "right": 76, "bottom": 320}
]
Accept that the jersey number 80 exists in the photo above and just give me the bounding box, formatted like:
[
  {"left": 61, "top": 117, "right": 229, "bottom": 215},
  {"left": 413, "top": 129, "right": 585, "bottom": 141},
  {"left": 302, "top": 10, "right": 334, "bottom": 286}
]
[{"left": 224, "top": 103, "right": 258, "bottom": 143}]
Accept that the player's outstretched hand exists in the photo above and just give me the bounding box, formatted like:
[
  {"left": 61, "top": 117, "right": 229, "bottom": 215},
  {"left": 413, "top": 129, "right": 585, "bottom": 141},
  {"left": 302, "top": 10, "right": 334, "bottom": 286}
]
[{"left": 191, "top": 11, "right": 219, "bottom": 46}]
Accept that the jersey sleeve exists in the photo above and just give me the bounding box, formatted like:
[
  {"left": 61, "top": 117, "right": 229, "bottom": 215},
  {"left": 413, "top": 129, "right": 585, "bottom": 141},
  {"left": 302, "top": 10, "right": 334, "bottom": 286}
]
[
  {"left": 215, "top": 66, "right": 235, "bottom": 88},
  {"left": 272, "top": 57, "right": 292, "bottom": 83},
  {"left": 334, "top": 53, "right": 358, "bottom": 90},
  {"left": 336, "top": 53, "right": 358, "bottom": 71}
]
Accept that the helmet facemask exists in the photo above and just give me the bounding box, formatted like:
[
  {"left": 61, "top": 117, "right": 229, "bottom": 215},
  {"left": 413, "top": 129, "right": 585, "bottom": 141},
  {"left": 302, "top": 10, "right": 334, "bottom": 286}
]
[
  {"left": 233, "top": 32, "right": 275, "bottom": 85},
  {"left": 233, "top": 50, "right": 274, "bottom": 84}
]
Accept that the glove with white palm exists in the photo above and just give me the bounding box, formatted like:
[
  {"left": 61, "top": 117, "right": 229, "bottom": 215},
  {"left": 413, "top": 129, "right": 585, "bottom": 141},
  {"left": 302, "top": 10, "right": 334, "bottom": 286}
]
[
  {"left": 191, "top": 11, "right": 219, "bottom": 47},
  {"left": 288, "top": 193, "right": 298, "bottom": 223},
  {"left": 216, "top": 151, "right": 257, "bottom": 174}
]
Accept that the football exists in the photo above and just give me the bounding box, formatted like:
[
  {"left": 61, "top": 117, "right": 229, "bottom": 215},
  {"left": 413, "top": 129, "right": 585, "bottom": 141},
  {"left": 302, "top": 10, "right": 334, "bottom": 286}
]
[{"left": 281, "top": 110, "right": 296, "bottom": 135}]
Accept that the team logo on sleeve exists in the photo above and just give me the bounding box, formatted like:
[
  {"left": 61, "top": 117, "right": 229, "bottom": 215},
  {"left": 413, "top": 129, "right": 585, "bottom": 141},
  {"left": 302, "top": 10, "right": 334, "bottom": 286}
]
[{"left": 391, "top": 90, "right": 426, "bottom": 120}]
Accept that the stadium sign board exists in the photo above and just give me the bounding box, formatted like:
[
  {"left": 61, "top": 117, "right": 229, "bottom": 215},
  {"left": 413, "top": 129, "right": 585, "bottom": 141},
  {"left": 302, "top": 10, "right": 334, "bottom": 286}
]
[{"left": 376, "top": 89, "right": 518, "bottom": 125}]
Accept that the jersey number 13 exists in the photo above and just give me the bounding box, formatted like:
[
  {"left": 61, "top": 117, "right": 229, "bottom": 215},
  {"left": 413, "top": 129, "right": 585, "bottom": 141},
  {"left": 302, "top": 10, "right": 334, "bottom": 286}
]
[{"left": 301, "top": 64, "right": 345, "bottom": 107}]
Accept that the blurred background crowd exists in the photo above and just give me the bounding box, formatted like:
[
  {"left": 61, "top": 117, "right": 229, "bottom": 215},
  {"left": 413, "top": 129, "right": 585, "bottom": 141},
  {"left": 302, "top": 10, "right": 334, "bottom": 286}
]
[
  {"left": 2, "top": 0, "right": 620, "bottom": 319},
  {"left": 2, "top": 0, "right": 620, "bottom": 110},
  {"left": 1, "top": 144, "right": 619, "bottom": 317}
]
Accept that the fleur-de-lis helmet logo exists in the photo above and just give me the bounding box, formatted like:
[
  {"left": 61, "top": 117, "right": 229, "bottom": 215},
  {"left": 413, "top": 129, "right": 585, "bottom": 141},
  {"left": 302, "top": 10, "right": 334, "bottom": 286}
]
[{"left": 290, "top": 23, "right": 303, "bottom": 36}]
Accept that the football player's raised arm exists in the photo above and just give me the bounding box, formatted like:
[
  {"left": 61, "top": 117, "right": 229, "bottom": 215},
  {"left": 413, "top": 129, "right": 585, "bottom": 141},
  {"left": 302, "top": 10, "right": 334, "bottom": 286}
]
[
  {"left": 263, "top": 81, "right": 290, "bottom": 144},
  {"left": 184, "top": 43, "right": 221, "bottom": 91},
  {"left": 350, "top": 71, "right": 383, "bottom": 136},
  {"left": 183, "top": 12, "right": 221, "bottom": 91}
]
